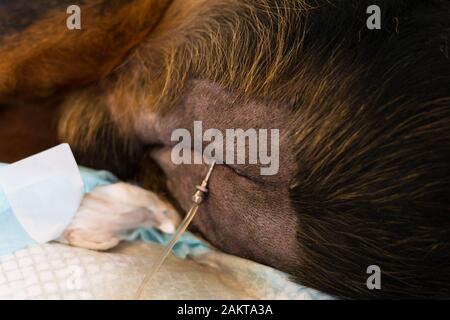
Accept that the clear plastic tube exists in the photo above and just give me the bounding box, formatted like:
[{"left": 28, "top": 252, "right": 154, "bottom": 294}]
[{"left": 134, "top": 161, "right": 216, "bottom": 299}]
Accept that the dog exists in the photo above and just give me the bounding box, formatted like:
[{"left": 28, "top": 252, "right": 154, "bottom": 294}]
[{"left": 0, "top": 0, "right": 449, "bottom": 299}]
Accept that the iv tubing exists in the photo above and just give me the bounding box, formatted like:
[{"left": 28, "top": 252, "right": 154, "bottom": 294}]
[{"left": 134, "top": 161, "right": 216, "bottom": 299}]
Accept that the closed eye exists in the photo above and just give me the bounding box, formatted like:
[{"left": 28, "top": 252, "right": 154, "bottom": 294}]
[{"left": 223, "top": 162, "right": 266, "bottom": 184}]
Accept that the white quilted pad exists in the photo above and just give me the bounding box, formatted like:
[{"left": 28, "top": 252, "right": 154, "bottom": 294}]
[
  {"left": 0, "top": 242, "right": 250, "bottom": 300},
  {"left": 0, "top": 241, "right": 331, "bottom": 300}
]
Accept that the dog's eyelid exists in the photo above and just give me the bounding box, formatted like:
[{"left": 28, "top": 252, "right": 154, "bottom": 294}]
[{"left": 224, "top": 163, "right": 266, "bottom": 183}]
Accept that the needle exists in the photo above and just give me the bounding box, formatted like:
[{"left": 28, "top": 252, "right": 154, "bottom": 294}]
[{"left": 135, "top": 161, "right": 216, "bottom": 299}]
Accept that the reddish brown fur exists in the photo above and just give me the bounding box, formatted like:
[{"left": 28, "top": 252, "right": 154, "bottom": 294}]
[{"left": 0, "top": 0, "right": 171, "bottom": 101}]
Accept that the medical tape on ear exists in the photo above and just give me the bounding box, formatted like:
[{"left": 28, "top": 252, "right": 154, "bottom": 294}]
[{"left": 0, "top": 144, "right": 84, "bottom": 243}]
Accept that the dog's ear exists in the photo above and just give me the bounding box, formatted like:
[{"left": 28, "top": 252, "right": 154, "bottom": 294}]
[{"left": 0, "top": 0, "right": 172, "bottom": 102}]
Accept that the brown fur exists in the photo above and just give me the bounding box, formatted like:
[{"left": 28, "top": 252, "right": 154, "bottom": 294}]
[{"left": 0, "top": 0, "right": 171, "bottom": 101}]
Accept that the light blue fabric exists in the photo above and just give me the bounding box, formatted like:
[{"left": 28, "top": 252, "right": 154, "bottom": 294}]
[
  {"left": 0, "top": 189, "right": 37, "bottom": 256},
  {"left": 0, "top": 164, "right": 117, "bottom": 257},
  {"left": 0, "top": 163, "right": 37, "bottom": 256},
  {"left": 78, "top": 166, "right": 118, "bottom": 193},
  {"left": 126, "top": 228, "right": 210, "bottom": 259}
]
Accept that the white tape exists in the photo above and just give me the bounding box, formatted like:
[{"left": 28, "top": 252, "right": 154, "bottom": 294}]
[{"left": 0, "top": 144, "right": 84, "bottom": 243}]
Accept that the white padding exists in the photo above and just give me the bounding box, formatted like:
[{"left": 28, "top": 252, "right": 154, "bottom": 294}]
[{"left": 0, "top": 144, "right": 84, "bottom": 243}]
